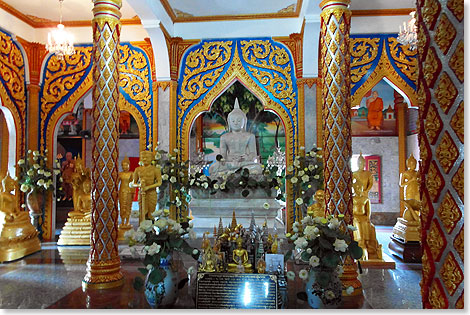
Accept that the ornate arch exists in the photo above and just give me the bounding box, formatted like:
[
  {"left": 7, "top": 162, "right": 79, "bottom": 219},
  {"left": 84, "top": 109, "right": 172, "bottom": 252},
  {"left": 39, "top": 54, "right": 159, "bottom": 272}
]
[
  {"left": 177, "top": 38, "right": 299, "bottom": 226},
  {"left": 0, "top": 29, "right": 27, "bottom": 174},
  {"left": 350, "top": 34, "right": 418, "bottom": 107},
  {"left": 39, "top": 43, "right": 154, "bottom": 240}
]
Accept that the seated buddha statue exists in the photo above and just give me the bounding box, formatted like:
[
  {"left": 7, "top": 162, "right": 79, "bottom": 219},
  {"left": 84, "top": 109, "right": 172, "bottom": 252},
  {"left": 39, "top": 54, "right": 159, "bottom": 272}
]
[
  {"left": 208, "top": 98, "right": 263, "bottom": 176},
  {"left": 307, "top": 190, "right": 326, "bottom": 218},
  {"left": 228, "top": 237, "right": 253, "bottom": 273}
]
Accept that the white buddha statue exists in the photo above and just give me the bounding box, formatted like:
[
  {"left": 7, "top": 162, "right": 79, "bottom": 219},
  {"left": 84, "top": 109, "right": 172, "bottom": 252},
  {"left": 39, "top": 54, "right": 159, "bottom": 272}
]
[{"left": 209, "top": 98, "right": 263, "bottom": 176}]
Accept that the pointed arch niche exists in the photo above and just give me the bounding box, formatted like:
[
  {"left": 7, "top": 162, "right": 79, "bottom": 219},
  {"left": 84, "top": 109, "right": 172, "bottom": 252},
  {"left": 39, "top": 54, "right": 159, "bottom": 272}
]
[{"left": 176, "top": 38, "right": 300, "bottom": 228}]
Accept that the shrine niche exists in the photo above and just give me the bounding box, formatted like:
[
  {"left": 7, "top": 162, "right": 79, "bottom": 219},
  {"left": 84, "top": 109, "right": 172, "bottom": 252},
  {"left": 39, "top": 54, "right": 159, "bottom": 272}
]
[
  {"left": 176, "top": 39, "right": 299, "bottom": 228},
  {"left": 38, "top": 43, "right": 155, "bottom": 240}
]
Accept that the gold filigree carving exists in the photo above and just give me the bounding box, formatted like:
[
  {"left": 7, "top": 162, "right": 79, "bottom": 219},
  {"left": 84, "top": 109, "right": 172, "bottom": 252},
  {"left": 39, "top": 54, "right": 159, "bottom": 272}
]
[
  {"left": 439, "top": 252, "right": 463, "bottom": 296},
  {"left": 426, "top": 162, "right": 444, "bottom": 202},
  {"left": 350, "top": 38, "right": 380, "bottom": 83},
  {"left": 173, "top": 8, "right": 194, "bottom": 18},
  {"left": 422, "top": 0, "right": 440, "bottom": 30},
  {"left": 447, "top": 0, "right": 464, "bottom": 21},
  {"left": 437, "top": 191, "right": 461, "bottom": 233},
  {"left": 453, "top": 225, "right": 464, "bottom": 262},
  {"left": 436, "top": 131, "right": 458, "bottom": 173},
  {"left": 424, "top": 103, "right": 442, "bottom": 145},
  {"left": 118, "top": 44, "right": 152, "bottom": 119},
  {"left": 435, "top": 13, "right": 456, "bottom": 54},
  {"left": 449, "top": 40, "right": 464, "bottom": 83},
  {"left": 427, "top": 220, "right": 445, "bottom": 261},
  {"left": 178, "top": 41, "right": 233, "bottom": 111},
  {"left": 423, "top": 47, "right": 440, "bottom": 88},
  {"left": 429, "top": 280, "right": 447, "bottom": 309},
  {"left": 278, "top": 4, "right": 296, "bottom": 13},
  {"left": 451, "top": 161, "right": 464, "bottom": 202},
  {"left": 435, "top": 72, "right": 457, "bottom": 114},
  {"left": 388, "top": 37, "right": 418, "bottom": 82},
  {"left": 455, "top": 292, "right": 464, "bottom": 309},
  {"left": 240, "top": 40, "right": 296, "bottom": 110},
  {"left": 421, "top": 250, "right": 431, "bottom": 285}
]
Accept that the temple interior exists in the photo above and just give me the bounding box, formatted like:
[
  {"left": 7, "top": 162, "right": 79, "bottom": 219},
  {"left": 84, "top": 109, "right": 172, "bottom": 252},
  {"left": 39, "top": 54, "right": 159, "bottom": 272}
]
[{"left": 0, "top": 0, "right": 464, "bottom": 310}]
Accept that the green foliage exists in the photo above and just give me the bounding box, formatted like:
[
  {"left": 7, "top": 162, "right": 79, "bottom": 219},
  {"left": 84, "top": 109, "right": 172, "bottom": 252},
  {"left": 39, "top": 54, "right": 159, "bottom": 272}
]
[{"left": 133, "top": 276, "right": 144, "bottom": 292}]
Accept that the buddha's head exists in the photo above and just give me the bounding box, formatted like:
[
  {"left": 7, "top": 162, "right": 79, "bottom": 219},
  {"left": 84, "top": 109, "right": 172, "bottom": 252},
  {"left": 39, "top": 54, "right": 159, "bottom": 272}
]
[
  {"left": 314, "top": 189, "right": 325, "bottom": 202},
  {"left": 236, "top": 236, "right": 243, "bottom": 249},
  {"left": 121, "top": 156, "right": 130, "bottom": 172},
  {"left": 75, "top": 155, "right": 84, "bottom": 173},
  {"left": 140, "top": 151, "right": 153, "bottom": 166},
  {"left": 406, "top": 154, "right": 417, "bottom": 171},
  {"left": 227, "top": 98, "right": 247, "bottom": 132},
  {"left": 357, "top": 152, "right": 365, "bottom": 170},
  {"left": 2, "top": 172, "right": 15, "bottom": 193},
  {"left": 83, "top": 179, "right": 91, "bottom": 194}
]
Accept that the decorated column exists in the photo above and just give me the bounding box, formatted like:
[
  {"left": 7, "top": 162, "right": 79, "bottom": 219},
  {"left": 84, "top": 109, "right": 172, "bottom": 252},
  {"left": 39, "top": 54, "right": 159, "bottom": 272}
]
[
  {"left": 319, "top": 0, "right": 361, "bottom": 296},
  {"left": 417, "top": 0, "right": 464, "bottom": 308},
  {"left": 83, "top": 0, "right": 124, "bottom": 289}
]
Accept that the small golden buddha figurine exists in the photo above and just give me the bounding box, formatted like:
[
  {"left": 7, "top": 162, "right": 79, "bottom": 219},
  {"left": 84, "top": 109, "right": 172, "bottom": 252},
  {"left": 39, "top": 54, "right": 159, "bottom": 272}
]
[
  {"left": 199, "top": 244, "right": 217, "bottom": 273},
  {"left": 256, "top": 258, "right": 266, "bottom": 274},
  {"left": 0, "top": 173, "right": 41, "bottom": 262},
  {"left": 392, "top": 154, "right": 421, "bottom": 242},
  {"left": 130, "top": 151, "right": 162, "bottom": 223},
  {"left": 271, "top": 236, "right": 279, "bottom": 254},
  {"left": 352, "top": 154, "right": 382, "bottom": 260},
  {"left": 307, "top": 190, "right": 326, "bottom": 217},
  {"left": 58, "top": 164, "right": 92, "bottom": 246},
  {"left": 228, "top": 237, "right": 253, "bottom": 273}
]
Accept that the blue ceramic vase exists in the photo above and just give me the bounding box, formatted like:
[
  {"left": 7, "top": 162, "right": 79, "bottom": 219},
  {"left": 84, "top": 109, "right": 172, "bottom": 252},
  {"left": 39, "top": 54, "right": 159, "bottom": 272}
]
[{"left": 144, "top": 256, "right": 179, "bottom": 308}]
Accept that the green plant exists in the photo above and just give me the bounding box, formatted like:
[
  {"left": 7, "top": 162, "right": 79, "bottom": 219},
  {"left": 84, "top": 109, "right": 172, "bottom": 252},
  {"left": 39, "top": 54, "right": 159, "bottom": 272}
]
[{"left": 284, "top": 214, "right": 363, "bottom": 302}]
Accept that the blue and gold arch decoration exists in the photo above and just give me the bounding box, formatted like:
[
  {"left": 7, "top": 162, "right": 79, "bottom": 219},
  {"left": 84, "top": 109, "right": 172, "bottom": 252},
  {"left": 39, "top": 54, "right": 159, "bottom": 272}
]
[
  {"left": 350, "top": 34, "right": 417, "bottom": 106},
  {"left": 39, "top": 42, "right": 154, "bottom": 153},
  {"left": 0, "top": 28, "right": 27, "bottom": 158},
  {"left": 176, "top": 38, "right": 299, "bottom": 226}
]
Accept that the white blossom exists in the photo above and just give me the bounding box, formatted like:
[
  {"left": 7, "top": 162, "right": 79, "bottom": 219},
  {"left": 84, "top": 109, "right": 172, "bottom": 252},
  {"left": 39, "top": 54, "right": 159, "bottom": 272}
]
[
  {"left": 37, "top": 179, "right": 45, "bottom": 186},
  {"left": 333, "top": 238, "right": 348, "bottom": 252},
  {"left": 202, "top": 182, "right": 209, "bottom": 189},
  {"left": 290, "top": 177, "right": 298, "bottom": 184},
  {"left": 147, "top": 243, "right": 161, "bottom": 256},
  {"left": 286, "top": 271, "right": 295, "bottom": 281},
  {"left": 306, "top": 248, "right": 312, "bottom": 254},
  {"left": 304, "top": 225, "right": 319, "bottom": 240},
  {"left": 309, "top": 255, "right": 320, "bottom": 268},
  {"left": 187, "top": 266, "right": 195, "bottom": 275},
  {"left": 192, "top": 249, "right": 199, "bottom": 255},
  {"left": 298, "top": 170, "right": 305, "bottom": 177},
  {"left": 139, "top": 220, "right": 153, "bottom": 232},
  {"left": 346, "top": 286, "right": 354, "bottom": 295},
  {"left": 146, "top": 264, "right": 153, "bottom": 270},
  {"left": 325, "top": 290, "right": 335, "bottom": 300},
  {"left": 162, "top": 174, "right": 169, "bottom": 181},
  {"left": 33, "top": 164, "right": 40, "bottom": 169},
  {"left": 124, "top": 229, "right": 136, "bottom": 240},
  {"left": 18, "top": 159, "right": 25, "bottom": 165},
  {"left": 295, "top": 197, "right": 303, "bottom": 205},
  {"left": 294, "top": 237, "right": 308, "bottom": 249},
  {"left": 170, "top": 176, "right": 177, "bottom": 183},
  {"left": 155, "top": 219, "right": 167, "bottom": 230},
  {"left": 347, "top": 224, "right": 357, "bottom": 231},
  {"left": 27, "top": 169, "right": 34, "bottom": 176},
  {"left": 134, "top": 230, "right": 146, "bottom": 242},
  {"left": 20, "top": 184, "right": 30, "bottom": 193},
  {"left": 328, "top": 217, "right": 340, "bottom": 229},
  {"left": 263, "top": 202, "right": 270, "bottom": 210},
  {"left": 302, "top": 175, "right": 310, "bottom": 183},
  {"left": 298, "top": 269, "right": 309, "bottom": 280}
]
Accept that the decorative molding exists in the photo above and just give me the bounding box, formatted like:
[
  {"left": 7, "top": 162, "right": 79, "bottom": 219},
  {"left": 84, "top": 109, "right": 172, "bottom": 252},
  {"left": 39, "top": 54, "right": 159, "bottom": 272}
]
[{"left": 352, "top": 8, "right": 415, "bottom": 17}]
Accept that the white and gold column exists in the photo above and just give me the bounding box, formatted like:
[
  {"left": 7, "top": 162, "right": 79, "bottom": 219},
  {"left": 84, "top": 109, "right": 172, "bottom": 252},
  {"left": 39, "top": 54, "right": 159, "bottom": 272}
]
[
  {"left": 83, "top": 0, "right": 124, "bottom": 290},
  {"left": 319, "top": 0, "right": 362, "bottom": 296}
]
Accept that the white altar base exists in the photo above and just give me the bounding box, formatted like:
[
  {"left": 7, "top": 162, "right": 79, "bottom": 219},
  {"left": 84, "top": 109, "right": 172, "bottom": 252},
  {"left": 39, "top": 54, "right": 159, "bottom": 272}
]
[{"left": 190, "top": 192, "right": 284, "bottom": 237}]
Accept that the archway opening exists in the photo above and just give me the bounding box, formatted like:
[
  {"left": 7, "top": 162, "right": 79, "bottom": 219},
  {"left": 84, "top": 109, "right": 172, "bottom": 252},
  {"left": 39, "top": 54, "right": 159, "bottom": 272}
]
[{"left": 0, "top": 101, "right": 17, "bottom": 177}]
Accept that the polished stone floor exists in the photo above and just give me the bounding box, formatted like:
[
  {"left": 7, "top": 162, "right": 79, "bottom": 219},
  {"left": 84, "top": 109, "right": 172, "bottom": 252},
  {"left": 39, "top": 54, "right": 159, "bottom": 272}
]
[{"left": 0, "top": 226, "right": 422, "bottom": 309}]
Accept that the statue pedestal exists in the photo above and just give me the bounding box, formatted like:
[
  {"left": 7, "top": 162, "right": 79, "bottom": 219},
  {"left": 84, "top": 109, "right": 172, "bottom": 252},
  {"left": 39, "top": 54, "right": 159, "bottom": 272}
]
[
  {"left": 190, "top": 189, "right": 282, "bottom": 236},
  {"left": 388, "top": 235, "right": 422, "bottom": 263},
  {"left": 118, "top": 224, "right": 132, "bottom": 241},
  {"left": 391, "top": 217, "right": 420, "bottom": 242},
  {"left": 0, "top": 212, "right": 41, "bottom": 262},
  {"left": 58, "top": 214, "right": 91, "bottom": 246}
]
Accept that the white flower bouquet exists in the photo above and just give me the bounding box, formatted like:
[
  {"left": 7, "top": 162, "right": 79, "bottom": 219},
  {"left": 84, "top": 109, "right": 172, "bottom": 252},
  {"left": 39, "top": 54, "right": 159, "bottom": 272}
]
[
  {"left": 285, "top": 214, "right": 363, "bottom": 304},
  {"left": 16, "top": 150, "right": 62, "bottom": 194},
  {"left": 125, "top": 208, "right": 200, "bottom": 289}
]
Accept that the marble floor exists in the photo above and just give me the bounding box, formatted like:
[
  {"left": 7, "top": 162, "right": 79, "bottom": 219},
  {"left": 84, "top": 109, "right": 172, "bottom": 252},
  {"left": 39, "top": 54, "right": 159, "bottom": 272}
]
[{"left": 0, "top": 226, "right": 422, "bottom": 309}]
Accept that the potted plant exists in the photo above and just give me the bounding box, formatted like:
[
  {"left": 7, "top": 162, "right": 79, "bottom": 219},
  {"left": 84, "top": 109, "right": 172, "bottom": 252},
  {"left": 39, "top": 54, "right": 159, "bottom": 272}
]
[
  {"left": 16, "top": 149, "right": 62, "bottom": 238},
  {"left": 125, "top": 208, "right": 199, "bottom": 308},
  {"left": 284, "top": 214, "right": 363, "bottom": 308}
]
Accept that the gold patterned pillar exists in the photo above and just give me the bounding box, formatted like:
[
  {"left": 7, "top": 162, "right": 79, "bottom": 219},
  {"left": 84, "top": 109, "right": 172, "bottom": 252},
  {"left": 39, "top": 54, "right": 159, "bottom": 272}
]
[
  {"left": 320, "top": 0, "right": 362, "bottom": 296},
  {"left": 83, "top": 0, "right": 124, "bottom": 290},
  {"left": 417, "top": 0, "right": 464, "bottom": 309}
]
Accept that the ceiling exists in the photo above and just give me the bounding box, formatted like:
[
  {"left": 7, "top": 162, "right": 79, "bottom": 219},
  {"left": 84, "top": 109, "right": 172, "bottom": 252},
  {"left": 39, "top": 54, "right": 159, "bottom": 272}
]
[{"left": 165, "top": 0, "right": 299, "bottom": 18}]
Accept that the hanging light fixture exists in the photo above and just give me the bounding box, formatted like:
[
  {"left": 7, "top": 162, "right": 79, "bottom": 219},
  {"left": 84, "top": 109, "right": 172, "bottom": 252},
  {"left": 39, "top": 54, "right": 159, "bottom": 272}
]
[
  {"left": 46, "top": 0, "right": 75, "bottom": 59},
  {"left": 397, "top": 11, "right": 418, "bottom": 50}
]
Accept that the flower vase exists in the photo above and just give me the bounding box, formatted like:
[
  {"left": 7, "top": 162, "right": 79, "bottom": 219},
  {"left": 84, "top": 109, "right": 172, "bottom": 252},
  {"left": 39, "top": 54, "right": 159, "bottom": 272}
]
[
  {"left": 305, "top": 268, "right": 342, "bottom": 309},
  {"left": 26, "top": 189, "right": 44, "bottom": 229},
  {"left": 144, "top": 256, "right": 179, "bottom": 308}
]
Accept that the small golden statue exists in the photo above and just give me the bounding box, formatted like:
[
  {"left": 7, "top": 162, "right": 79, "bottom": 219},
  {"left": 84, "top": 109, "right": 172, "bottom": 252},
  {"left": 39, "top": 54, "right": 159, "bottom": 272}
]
[
  {"left": 393, "top": 154, "right": 421, "bottom": 242},
  {"left": 271, "top": 236, "right": 279, "bottom": 254},
  {"left": 256, "top": 258, "right": 266, "bottom": 274},
  {"left": 118, "top": 157, "right": 135, "bottom": 240},
  {"left": 58, "top": 161, "right": 92, "bottom": 245},
  {"left": 307, "top": 190, "right": 326, "bottom": 217},
  {"left": 199, "top": 241, "right": 217, "bottom": 273},
  {"left": 0, "top": 173, "right": 41, "bottom": 262},
  {"left": 130, "top": 150, "right": 162, "bottom": 223},
  {"left": 352, "top": 153, "right": 382, "bottom": 260},
  {"left": 228, "top": 237, "right": 253, "bottom": 273}
]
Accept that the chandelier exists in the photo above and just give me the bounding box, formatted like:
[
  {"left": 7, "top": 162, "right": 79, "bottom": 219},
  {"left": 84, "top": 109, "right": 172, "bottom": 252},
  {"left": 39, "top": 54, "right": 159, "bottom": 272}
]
[
  {"left": 46, "top": 0, "right": 74, "bottom": 59},
  {"left": 397, "top": 11, "right": 418, "bottom": 50}
]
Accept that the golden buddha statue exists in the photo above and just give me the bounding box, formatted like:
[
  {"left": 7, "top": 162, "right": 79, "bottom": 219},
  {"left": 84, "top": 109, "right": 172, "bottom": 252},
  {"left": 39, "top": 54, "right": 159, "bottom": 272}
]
[
  {"left": 228, "top": 237, "right": 253, "bottom": 273},
  {"left": 130, "top": 150, "right": 162, "bottom": 223},
  {"left": 118, "top": 157, "right": 135, "bottom": 240},
  {"left": 199, "top": 242, "right": 217, "bottom": 273},
  {"left": 271, "top": 236, "right": 279, "bottom": 254},
  {"left": 0, "top": 173, "right": 41, "bottom": 262},
  {"left": 392, "top": 154, "right": 421, "bottom": 242},
  {"left": 256, "top": 258, "right": 266, "bottom": 274},
  {"left": 307, "top": 190, "right": 326, "bottom": 217},
  {"left": 352, "top": 154, "right": 382, "bottom": 261},
  {"left": 58, "top": 163, "right": 92, "bottom": 246}
]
